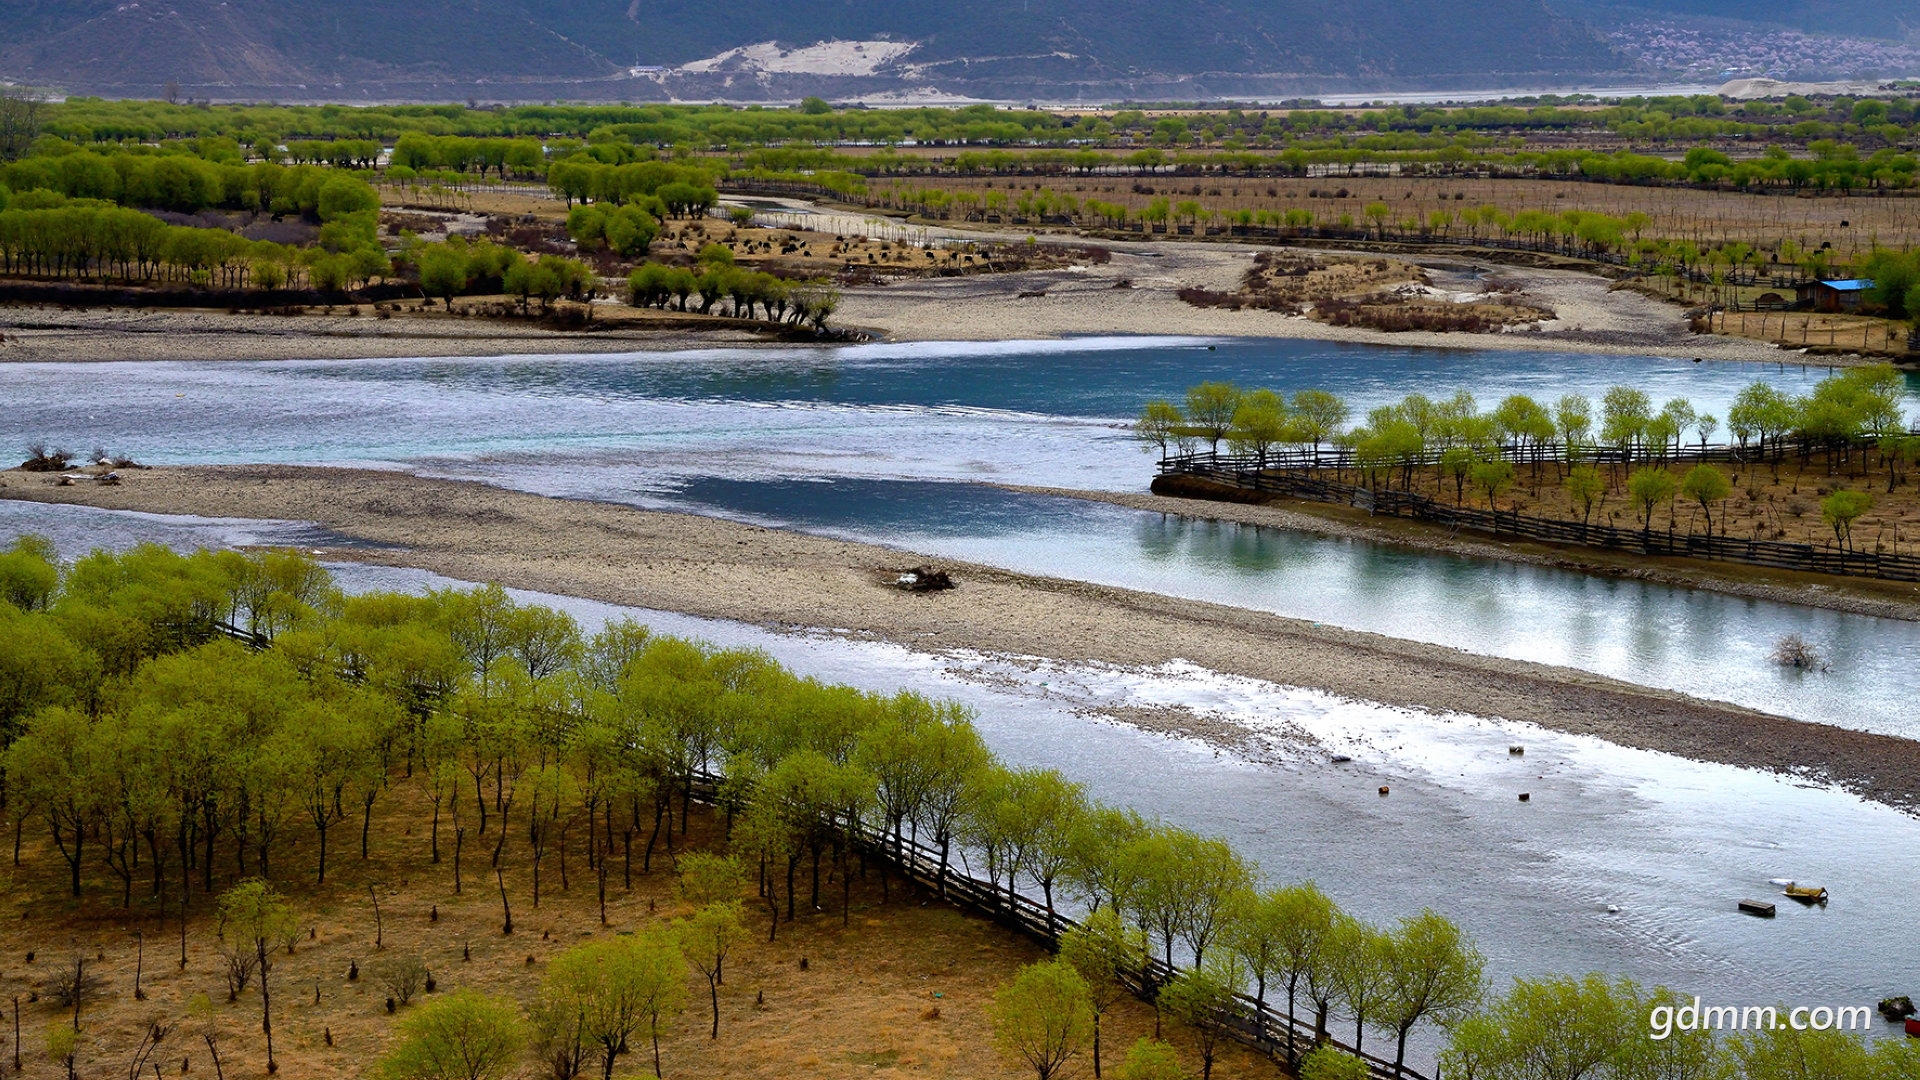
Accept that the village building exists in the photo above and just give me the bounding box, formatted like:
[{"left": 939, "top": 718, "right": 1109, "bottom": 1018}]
[{"left": 1794, "top": 278, "right": 1876, "bottom": 312}]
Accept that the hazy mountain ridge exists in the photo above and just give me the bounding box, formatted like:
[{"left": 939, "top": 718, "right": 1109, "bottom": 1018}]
[{"left": 0, "top": 0, "right": 1913, "bottom": 102}]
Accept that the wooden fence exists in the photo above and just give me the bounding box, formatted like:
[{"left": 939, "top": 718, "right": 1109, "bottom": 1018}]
[
  {"left": 683, "top": 772, "right": 1426, "bottom": 1080},
  {"left": 1163, "top": 431, "right": 1913, "bottom": 475},
  {"left": 1159, "top": 456, "right": 1920, "bottom": 583}
]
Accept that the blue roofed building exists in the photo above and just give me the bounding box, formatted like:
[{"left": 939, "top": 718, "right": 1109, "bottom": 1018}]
[{"left": 1795, "top": 279, "right": 1875, "bottom": 313}]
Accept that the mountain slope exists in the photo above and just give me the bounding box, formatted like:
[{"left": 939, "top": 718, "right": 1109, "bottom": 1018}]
[
  {"left": 1, "top": 0, "right": 1627, "bottom": 100},
  {"left": 1576, "top": 0, "right": 1919, "bottom": 41}
]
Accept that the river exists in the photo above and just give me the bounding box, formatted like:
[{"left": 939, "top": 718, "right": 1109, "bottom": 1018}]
[
  {"left": 4, "top": 337, "right": 1916, "bottom": 732},
  {"left": 5, "top": 335, "right": 1920, "bottom": 1057}
]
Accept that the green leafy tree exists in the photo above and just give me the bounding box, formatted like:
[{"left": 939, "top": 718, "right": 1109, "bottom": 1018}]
[
  {"left": 1116, "top": 1038, "right": 1188, "bottom": 1080},
  {"left": 679, "top": 902, "right": 747, "bottom": 1039},
  {"left": 6, "top": 706, "right": 104, "bottom": 897},
  {"left": 1563, "top": 466, "right": 1606, "bottom": 528},
  {"left": 1470, "top": 458, "right": 1515, "bottom": 509},
  {"left": 1299, "top": 1046, "right": 1370, "bottom": 1080},
  {"left": 418, "top": 245, "right": 470, "bottom": 310},
  {"left": 1679, "top": 465, "right": 1731, "bottom": 535},
  {"left": 675, "top": 851, "right": 746, "bottom": 909},
  {"left": 1324, "top": 917, "right": 1390, "bottom": 1055},
  {"left": 1726, "top": 1018, "right": 1876, "bottom": 1080},
  {"left": 1159, "top": 957, "right": 1245, "bottom": 1080},
  {"left": 1441, "top": 973, "right": 1634, "bottom": 1080},
  {"left": 217, "top": 879, "right": 299, "bottom": 1073},
  {"left": 1614, "top": 987, "right": 1721, "bottom": 1080},
  {"left": 1184, "top": 383, "right": 1243, "bottom": 455},
  {"left": 1059, "top": 908, "right": 1149, "bottom": 1078},
  {"left": 0, "top": 533, "right": 59, "bottom": 610},
  {"left": 1377, "top": 910, "right": 1485, "bottom": 1076},
  {"left": 1290, "top": 389, "right": 1350, "bottom": 462},
  {"left": 1135, "top": 400, "right": 1187, "bottom": 461},
  {"left": 1440, "top": 446, "right": 1475, "bottom": 504},
  {"left": 1821, "top": 490, "right": 1873, "bottom": 549},
  {"left": 1627, "top": 467, "right": 1678, "bottom": 532},
  {"left": 543, "top": 930, "right": 687, "bottom": 1080},
  {"left": 1229, "top": 389, "right": 1289, "bottom": 467},
  {"left": 1601, "top": 386, "right": 1652, "bottom": 463},
  {"left": 378, "top": 990, "right": 528, "bottom": 1080},
  {"left": 992, "top": 959, "right": 1096, "bottom": 1080}
]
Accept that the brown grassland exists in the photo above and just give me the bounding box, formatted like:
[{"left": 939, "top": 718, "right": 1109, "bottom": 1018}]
[
  {"left": 0, "top": 797, "right": 1278, "bottom": 1080},
  {"left": 1333, "top": 446, "right": 1920, "bottom": 552}
]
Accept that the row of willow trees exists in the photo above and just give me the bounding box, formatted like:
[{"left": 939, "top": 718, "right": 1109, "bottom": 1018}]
[
  {"left": 0, "top": 539, "right": 1467, "bottom": 1075},
  {"left": 1138, "top": 367, "right": 1912, "bottom": 475},
  {"left": 0, "top": 149, "right": 390, "bottom": 289},
  {"left": 2, "top": 538, "right": 1912, "bottom": 1078}
]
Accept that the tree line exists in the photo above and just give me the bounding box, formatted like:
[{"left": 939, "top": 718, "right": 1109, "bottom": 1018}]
[
  {"left": 35, "top": 95, "right": 1920, "bottom": 156},
  {"left": 813, "top": 178, "right": 1911, "bottom": 290},
  {"left": 391, "top": 134, "right": 545, "bottom": 179},
  {"left": 0, "top": 188, "right": 386, "bottom": 290},
  {"left": 545, "top": 158, "right": 719, "bottom": 217},
  {"left": 2, "top": 147, "right": 379, "bottom": 217},
  {"left": 1139, "top": 369, "right": 1909, "bottom": 466},
  {"left": 402, "top": 236, "right": 594, "bottom": 312},
  {"left": 625, "top": 244, "right": 839, "bottom": 329},
  {"left": 1141, "top": 369, "right": 1914, "bottom": 545}
]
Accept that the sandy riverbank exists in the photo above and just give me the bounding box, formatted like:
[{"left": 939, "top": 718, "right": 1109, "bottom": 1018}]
[
  {"left": 0, "top": 305, "right": 779, "bottom": 363},
  {"left": 6, "top": 463, "right": 1918, "bottom": 813},
  {"left": 836, "top": 240, "right": 1807, "bottom": 362},
  {"left": 1006, "top": 483, "right": 1920, "bottom": 623},
  {"left": 0, "top": 233, "right": 1848, "bottom": 364}
]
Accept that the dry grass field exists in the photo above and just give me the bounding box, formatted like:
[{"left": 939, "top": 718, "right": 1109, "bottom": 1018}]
[
  {"left": 1352, "top": 448, "right": 1920, "bottom": 552},
  {"left": 0, "top": 799, "right": 1284, "bottom": 1080}
]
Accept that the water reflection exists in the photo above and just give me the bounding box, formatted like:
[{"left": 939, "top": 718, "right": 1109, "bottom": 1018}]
[
  {"left": 647, "top": 474, "right": 1920, "bottom": 736},
  {"left": 5, "top": 339, "right": 1917, "bottom": 733}
]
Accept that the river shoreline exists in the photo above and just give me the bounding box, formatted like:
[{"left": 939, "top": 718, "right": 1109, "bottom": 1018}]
[
  {"left": 1005, "top": 483, "right": 1920, "bottom": 623},
  {"left": 6, "top": 463, "right": 1918, "bottom": 815},
  {"left": 0, "top": 233, "right": 1862, "bottom": 365}
]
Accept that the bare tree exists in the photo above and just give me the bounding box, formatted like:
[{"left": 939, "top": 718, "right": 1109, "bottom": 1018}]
[{"left": 0, "top": 85, "right": 44, "bottom": 162}]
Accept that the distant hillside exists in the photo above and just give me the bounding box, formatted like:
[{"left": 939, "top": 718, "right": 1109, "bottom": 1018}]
[
  {"left": 1579, "top": 0, "right": 1919, "bottom": 42},
  {"left": 0, "top": 0, "right": 1627, "bottom": 102},
  {"left": 1579, "top": 0, "right": 1920, "bottom": 82}
]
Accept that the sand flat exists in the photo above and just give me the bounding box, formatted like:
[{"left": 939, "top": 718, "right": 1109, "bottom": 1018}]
[
  {"left": 7, "top": 463, "right": 1918, "bottom": 813},
  {"left": 0, "top": 237, "right": 1813, "bottom": 364}
]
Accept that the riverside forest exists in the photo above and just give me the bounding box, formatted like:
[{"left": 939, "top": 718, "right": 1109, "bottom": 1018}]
[
  {"left": 10, "top": 80, "right": 1920, "bottom": 1080},
  {"left": 1, "top": 541, "right": 1917, "bottom": 1080}
]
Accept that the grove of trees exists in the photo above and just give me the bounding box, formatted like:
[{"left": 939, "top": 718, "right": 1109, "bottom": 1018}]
[
  {"left": 3, "top": 536, "right": 1911, "bottom": 1079},
  {"left": 1140, "top": 368, "right": 1916, "bottom": 548}
]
